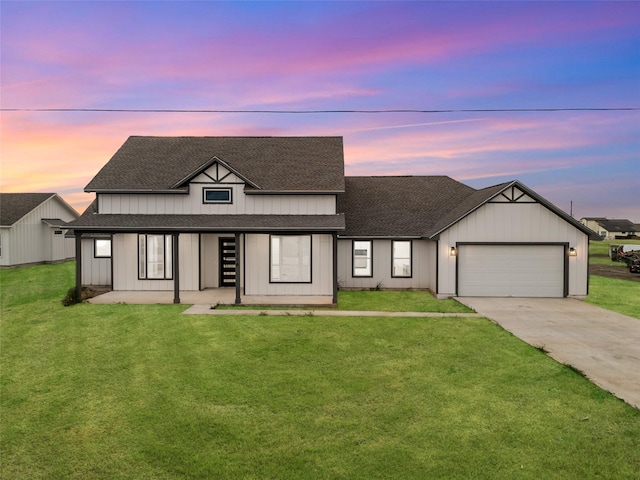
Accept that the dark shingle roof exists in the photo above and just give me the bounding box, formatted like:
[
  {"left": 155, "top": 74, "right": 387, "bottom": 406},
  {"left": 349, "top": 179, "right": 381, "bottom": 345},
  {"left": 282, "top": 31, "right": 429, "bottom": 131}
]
[
  {"left": 85, "top": 136, "right": 345, "bottom": 193},
  {"left": 594, "top": 218, "right": 637, "bottom": 233},
  {"left": 337, "top": 177, "right": 597, "bottom": 239},
  {"left": 336, "top": 176, "right": 475, "bottom": 237},
  {"left": 66, "top": 202, "right": 345, "bottom": 232},
  {"left": 426, "top": 182, "right": 512, "bottom": 236},
  {"left": 0, "top": 193, "right": 55, "bottom": 226}
]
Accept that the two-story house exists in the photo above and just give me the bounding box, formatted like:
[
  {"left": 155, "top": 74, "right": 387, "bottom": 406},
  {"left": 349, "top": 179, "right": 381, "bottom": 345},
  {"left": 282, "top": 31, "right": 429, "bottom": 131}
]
[{"left": 67, "top": 136, "right": 596, "bottom": 304}]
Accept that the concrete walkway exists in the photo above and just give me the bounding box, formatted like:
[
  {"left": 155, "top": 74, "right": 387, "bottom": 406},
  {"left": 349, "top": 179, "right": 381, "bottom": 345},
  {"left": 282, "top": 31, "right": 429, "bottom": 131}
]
[{"left": 457, "top": 297, "right": 640, "bottom": 410}]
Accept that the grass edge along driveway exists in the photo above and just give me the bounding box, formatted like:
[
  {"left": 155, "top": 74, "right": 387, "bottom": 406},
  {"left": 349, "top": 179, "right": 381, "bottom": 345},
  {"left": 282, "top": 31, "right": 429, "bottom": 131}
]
[{"left": 1, "top": 263, "right": 639, "bottom": 479}]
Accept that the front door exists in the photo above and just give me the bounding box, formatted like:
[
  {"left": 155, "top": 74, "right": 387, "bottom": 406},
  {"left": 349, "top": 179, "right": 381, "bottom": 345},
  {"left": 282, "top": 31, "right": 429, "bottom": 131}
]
[{"left": 219, "top": 237, "right": 236, "bottom": 287}]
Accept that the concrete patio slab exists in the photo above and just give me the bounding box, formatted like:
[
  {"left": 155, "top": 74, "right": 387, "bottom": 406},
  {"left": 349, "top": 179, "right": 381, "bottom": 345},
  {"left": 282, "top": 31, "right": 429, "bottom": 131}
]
[
  {"left": 87, "top": 289, "right": 334, "bottom": 306},
  {"left": 457, "top": 297, "right": 640, "bottom": 410}
]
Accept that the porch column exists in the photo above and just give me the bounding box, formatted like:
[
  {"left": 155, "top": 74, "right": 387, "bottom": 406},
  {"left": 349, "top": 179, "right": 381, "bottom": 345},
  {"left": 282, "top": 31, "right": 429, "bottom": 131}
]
[
  {"left": 75, "top": 232, "right": 82, "bottom": 300},
  {"left": 234, "top": 232, "right": 241, "bottom": 305},
  {"left": 332, "top": 232, "right": 338, "bottom": 304},
  {"left": 173, "top": 233, "right": 180, "bottom": 304}
]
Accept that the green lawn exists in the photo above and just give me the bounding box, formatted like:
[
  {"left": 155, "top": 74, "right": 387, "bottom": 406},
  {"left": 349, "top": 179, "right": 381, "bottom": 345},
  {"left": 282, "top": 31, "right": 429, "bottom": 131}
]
[
  {"left": 219, "top": 289, "right": 473, "bottom": 313},
  {"left": 587, "top": 275, "right": 640, "bottom": 319},
  {"left": 1, "top": 263, "right": 639, "bottom": 479}
]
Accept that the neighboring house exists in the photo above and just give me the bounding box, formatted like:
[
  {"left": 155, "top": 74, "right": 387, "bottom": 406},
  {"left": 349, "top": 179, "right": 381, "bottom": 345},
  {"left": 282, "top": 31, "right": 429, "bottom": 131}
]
[
  {"left": 0, "top": 193, "right": 79, "bottom": 267},
  {"left": 66, "top": 136, "right": 597, "bottom": 304},
  {"left": 580, "top": 217, "right": 638, "bottom": 240}
]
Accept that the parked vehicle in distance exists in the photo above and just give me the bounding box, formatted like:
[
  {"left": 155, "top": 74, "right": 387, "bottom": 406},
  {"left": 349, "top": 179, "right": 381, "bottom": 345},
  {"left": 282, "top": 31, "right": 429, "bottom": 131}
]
[{"left": 610, "top": 244, "right": 640, "bottom": 262}]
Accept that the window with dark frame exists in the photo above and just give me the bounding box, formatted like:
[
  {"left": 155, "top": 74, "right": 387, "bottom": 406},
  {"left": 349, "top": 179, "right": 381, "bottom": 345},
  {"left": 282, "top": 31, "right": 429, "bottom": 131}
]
[
  {"left": 270, "top": 235, "right": 311, "bottom": 283},
  {"left": 94, "top": 238, "right": 112, "bottom": 258},
  {"left": 203, "top": 187, "right": 232, "bottom": 204},
  {"left": 138, "top": 234, "right": 173, "bottom": 280},
  {"left": 392, "top": 240, "right": 412, "bottom": 278},
  {"left": 353, "top": 240, "right": 372, "bottom": 277}
]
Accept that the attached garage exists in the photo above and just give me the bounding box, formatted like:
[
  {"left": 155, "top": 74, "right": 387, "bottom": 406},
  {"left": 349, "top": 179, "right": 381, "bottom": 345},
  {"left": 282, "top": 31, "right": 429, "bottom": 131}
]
[{"left": 457, "top": 243, "right": 567, "bottom": 297}]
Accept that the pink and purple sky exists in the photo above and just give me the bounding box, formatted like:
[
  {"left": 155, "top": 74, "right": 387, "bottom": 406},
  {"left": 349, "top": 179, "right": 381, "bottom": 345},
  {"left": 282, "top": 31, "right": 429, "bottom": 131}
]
[{"left": 1, "top": 1, "right": 639, "bottom": 220}]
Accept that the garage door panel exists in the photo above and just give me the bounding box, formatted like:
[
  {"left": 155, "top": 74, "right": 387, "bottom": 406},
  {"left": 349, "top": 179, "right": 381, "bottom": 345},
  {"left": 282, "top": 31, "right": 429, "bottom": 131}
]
[{"left": 458, "top": 245, "right": 564, "bottom": 297}]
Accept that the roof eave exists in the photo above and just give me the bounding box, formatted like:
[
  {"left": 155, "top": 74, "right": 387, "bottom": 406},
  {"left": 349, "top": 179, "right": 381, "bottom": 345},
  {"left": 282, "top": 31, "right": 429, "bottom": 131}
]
[
  {"left": 86, "top": 188, "right": 189, "bottom": 194},
  {"left": 245, "top": 189, "right": 345, "bottom": 195},
  {"left": 428, "top": 180, "right": 601, "bottom": 240},
  {"left": 70, "top": 225, "right": 345, "bottom": 233}
]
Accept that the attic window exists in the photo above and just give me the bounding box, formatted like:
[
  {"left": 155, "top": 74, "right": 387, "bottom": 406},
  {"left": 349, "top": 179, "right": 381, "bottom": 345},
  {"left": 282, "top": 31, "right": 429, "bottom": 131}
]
[{"left": 203, "top": 188, "right": 232, "bottom": 204}]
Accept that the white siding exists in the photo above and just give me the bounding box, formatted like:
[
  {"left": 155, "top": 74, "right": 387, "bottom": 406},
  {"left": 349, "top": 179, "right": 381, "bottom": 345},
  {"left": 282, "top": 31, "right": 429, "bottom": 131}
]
[
  {"left": 98, "top": 163, "right": 336, "bottom": 215},
  {"left": 0, "top": 196, "right": 78, "bottom": 267},
  {"left": 437, "top": 203, "right": 589, "bottom": 297},
  {"left": 99, "top": 191, "right": 336, "bottom": 215},
  {"left": 81, "top": 238, "right": 112, "bottom": 286},
  {"left": 0, "top": 228, "right": 10, "bottom": 266},
  {"left": 201, "top": 234, "right": 219, "bottom": 288},
  {"left": 337, "top": 239, "right": 435, "bottom": 290},
  {"left": 244, "top": 234, "right": 333, "bottom": 296},
  {"left": 112, "top": 233, "right": 199, "bottom": 291}
]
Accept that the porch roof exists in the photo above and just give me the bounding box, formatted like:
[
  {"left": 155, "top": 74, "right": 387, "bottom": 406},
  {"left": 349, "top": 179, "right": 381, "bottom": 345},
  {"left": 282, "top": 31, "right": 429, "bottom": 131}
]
[{"left": 66, "top": 211, "right": 345, "bottom": 233}]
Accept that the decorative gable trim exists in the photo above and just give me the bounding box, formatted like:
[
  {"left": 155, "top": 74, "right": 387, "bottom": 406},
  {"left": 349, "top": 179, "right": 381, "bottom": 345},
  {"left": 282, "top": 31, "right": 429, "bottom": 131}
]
[
  {"left": 489, "top": 185, "right": 536, "bottom": 203},
  {"left": 171, "top": 156, "right": 260, "bottom": 190},
  {"left": 429, "top": 180, "right": 598, "bottom": 240}
]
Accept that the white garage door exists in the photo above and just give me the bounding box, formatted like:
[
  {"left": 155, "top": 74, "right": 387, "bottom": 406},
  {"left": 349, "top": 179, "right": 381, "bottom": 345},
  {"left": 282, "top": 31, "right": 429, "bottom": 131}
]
[{"left": 458, "top": 244, "right": 565, "bottom": 297}]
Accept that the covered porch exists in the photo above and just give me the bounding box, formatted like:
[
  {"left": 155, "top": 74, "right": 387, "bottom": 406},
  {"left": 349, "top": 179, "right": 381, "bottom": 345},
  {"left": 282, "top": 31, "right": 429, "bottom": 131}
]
[{"left": 86, "top": 288, "right": 335, "bottom": 307}]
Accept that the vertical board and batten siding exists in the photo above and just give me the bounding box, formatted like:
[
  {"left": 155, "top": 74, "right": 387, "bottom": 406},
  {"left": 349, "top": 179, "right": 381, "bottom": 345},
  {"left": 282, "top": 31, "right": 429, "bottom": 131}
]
[
  {"left": 112, "top": 233, "right": 199, "bottom": 291},
  {"left": 0, "top": 196, "right": 77, "bottom": 267},
  {"left": 199, "top": 233, "right": 245, "bottom": 289},
  {"left": 98, "top": 191, "right": 336, "bottom": 215},
  {"left": 0, "top": 228, "right": 8, "bottom": 265},
  {"left": 81, "top": 238, "right": 112, "bottom": 286},
  {"left": 200, "top": 234, "right": 219, "bottom": 289},
  {"left": 437, "top": 203, "right": 589, "bottom": 297},
  {"left": 243, "top": 234, "right": 333, "bottom": 296},
  {"left": 337, "top": 239, "right": 436, "bottom": 290},
  {"left": 97, "top": 164, "right": 336, "bottom": 215}
]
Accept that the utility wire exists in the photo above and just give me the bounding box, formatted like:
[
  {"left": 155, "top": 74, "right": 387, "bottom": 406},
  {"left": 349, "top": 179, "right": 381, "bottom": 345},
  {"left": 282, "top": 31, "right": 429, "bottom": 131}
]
[{"left": 1, "top": 107, "right": 638, "bottom": 114}]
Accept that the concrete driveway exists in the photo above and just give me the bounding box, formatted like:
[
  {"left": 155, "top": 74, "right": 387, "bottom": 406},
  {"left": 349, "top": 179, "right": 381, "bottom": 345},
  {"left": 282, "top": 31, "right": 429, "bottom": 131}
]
[{"left": 457, "top": 297, "right": 640, "bottom": 410}]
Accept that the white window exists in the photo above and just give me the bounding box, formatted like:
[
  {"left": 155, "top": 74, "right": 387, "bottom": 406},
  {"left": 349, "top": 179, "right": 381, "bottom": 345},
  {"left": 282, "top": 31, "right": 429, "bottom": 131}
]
[
  {"left": 139, "top": 234, "right": 173, "bottom": 280},
  {"left": 270, "top": 235, "right": 311, "bottom": 283},
  {"left": 203, "top": 188, "right": 232, "bottom": 204},
  {"left": 94, "top": 239, "right": 111, "bottom": 258},
  {"left": 353, "top": 240, "right": 372, "bottom": 277},
  {"left": 392, "top": 240, "right": 412, "bottom": 278}
]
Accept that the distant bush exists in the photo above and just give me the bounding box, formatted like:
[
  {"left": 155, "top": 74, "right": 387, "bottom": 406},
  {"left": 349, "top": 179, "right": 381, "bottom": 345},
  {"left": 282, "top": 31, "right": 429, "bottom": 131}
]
[{"left": 61, "top": 287, "right": 80, "bottom": 306}]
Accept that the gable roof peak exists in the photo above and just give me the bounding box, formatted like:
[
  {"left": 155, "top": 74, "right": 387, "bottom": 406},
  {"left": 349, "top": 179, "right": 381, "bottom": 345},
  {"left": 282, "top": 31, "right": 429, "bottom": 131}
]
[
  {"left": 0, "top": 192, "right": 78, "bottom": 226},
  {"left": 85, "top": 136, "right": 345, "bottom": 193}
]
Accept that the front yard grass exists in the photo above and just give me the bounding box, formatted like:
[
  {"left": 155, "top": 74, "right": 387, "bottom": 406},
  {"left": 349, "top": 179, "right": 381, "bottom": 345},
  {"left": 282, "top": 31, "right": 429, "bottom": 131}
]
[
  {"left": 1, "top": 263, "right": 639, "bottom": 479},
  {"left": 218, "top": 289, "right": 472, "bottom": 313},
  {"left": 586, "top": 275, "right": 640, "bottom": 319}
]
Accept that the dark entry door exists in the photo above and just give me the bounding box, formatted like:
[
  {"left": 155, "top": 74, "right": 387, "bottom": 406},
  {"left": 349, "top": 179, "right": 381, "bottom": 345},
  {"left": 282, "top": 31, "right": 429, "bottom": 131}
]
[{"left": 219, "top": 237, "right": 236, "bottom": 287}]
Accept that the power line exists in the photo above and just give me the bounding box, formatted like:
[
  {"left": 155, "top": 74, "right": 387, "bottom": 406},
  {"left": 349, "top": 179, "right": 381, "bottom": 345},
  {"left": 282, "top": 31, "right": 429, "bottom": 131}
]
[{"left": 1, "top": 107, "right": 639, "bottom": 114}]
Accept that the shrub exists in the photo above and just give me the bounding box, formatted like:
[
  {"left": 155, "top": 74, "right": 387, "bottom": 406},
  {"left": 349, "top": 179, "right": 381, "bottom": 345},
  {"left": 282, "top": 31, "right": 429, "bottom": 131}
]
[{"left": 61, "top": 287, "right": 81, "bottom": 306}]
